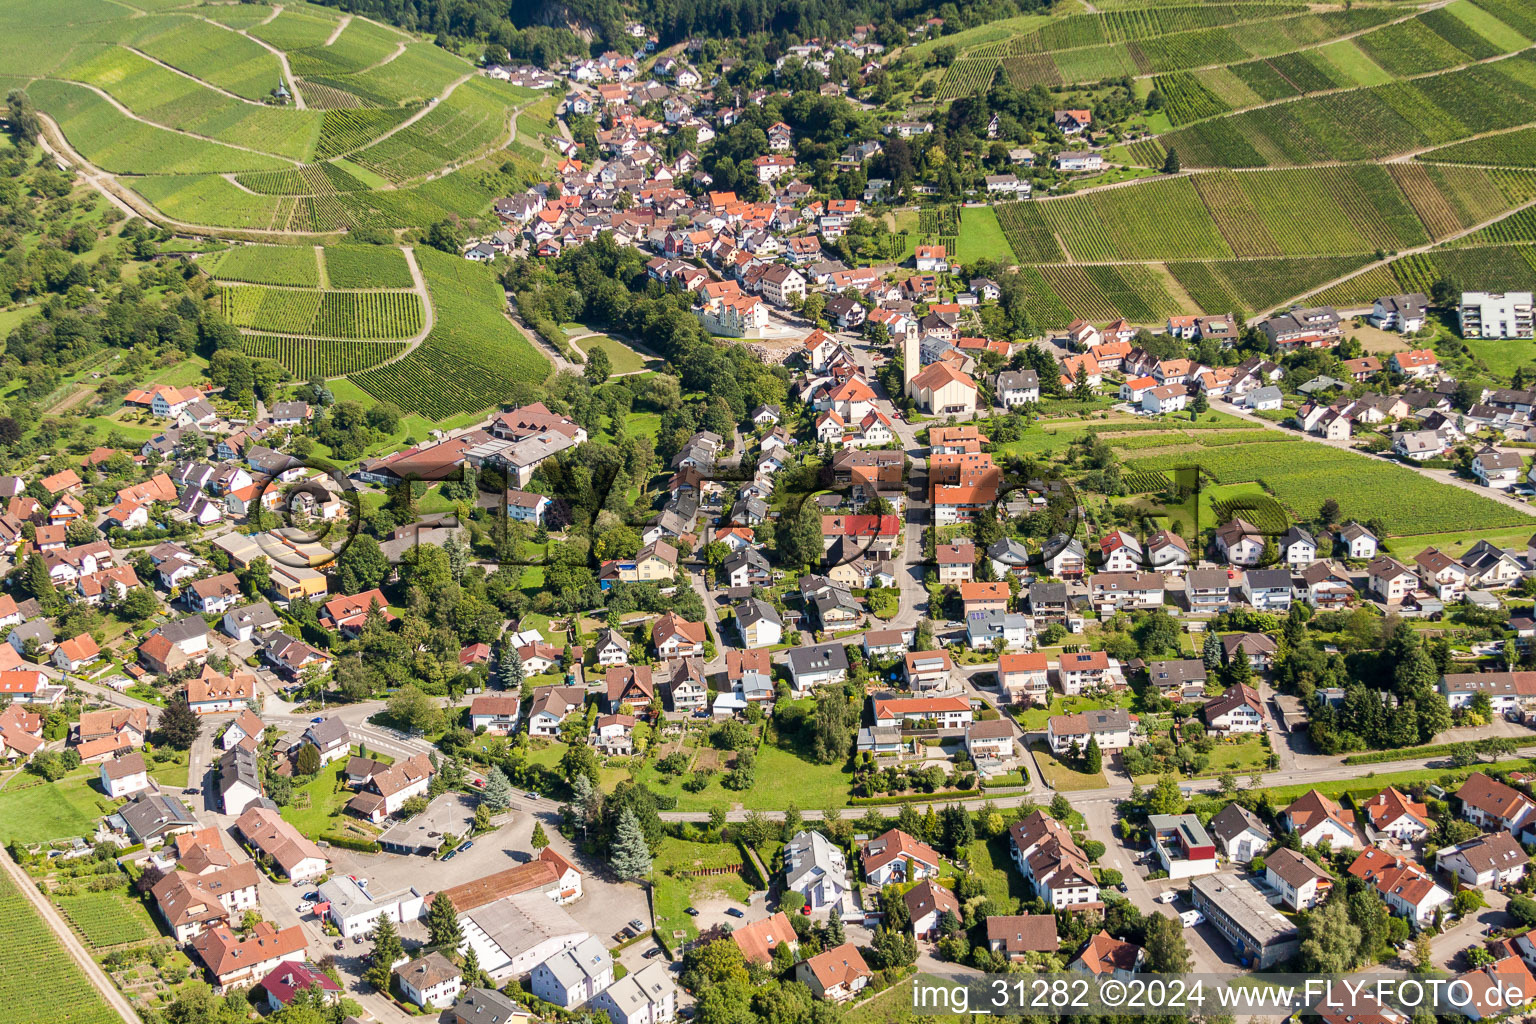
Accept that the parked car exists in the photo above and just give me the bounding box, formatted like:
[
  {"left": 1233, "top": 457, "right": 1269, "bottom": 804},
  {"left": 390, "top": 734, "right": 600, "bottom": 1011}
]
[
  {"left": 643, "top": 948, "right": 665, "bottom": 959},
  {"left": 628, "top": 919, "right": 645, "bottom": 932},
  {"left": 457, "top": 840, "right": 474, "bottom": 852},
  {"left": 441, "top": 850, "right": 457, "bottom": 862},
  {"left": 1115, "top": 883, "right": 1128, "bottom": 893},
  {"left": 725, "top": 908, "right": 745, "bottom": 919},
  {"left": 685, "top": 907, "right": 699, "bottom": 917},
  {"left": 312, "top": 717, "right": 325, "bottom": 724}
]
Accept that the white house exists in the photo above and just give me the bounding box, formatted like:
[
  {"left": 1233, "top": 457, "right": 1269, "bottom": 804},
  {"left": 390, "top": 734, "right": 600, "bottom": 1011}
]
[
  {"left": 783, "top": 830, "right": 849, "bottom": 910},
  {"left": 1280, "top": 790, "right": 1357, "bottom": 849},
  {"left": 100, "top": 752, "right": 150, "bottom": 799},
  {"left": 530, "top": 936, "right": 613, "bottom": 1009},
  {"left": 395, "top": 953, "right": 463, "bottom": 1010}
]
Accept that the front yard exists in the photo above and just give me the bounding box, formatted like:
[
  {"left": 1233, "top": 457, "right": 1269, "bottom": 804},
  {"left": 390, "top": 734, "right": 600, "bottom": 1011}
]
[{"left": 1029, "top": 742, "right": 1107, "bottom": 791}]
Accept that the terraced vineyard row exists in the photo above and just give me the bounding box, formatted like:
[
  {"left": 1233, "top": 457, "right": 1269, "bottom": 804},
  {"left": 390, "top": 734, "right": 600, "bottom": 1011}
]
[
  {"left": 202, "top": 244, "right": 319, "bottom": 286},
  {"left": 1037, "top": 264, "right": 1184, "bottom": 322},
  {"left": 353, "top": 247, "right": 548, "bottom": 416},
  {"left": 315, "top": 106, "right": 417, "bottom": 158},
  {"left": 220, "top": 286, "right": 424, "bottom": 338},
  {"left": 1421, "top": 126, "right": 1536, "bottom": 166},
  {"left": 1306, "top": 244, "right": 1536, "bottom": 306},
  {"left": 351, "top": 77, "right": 509, "bottom": 182},
  {"left": 240, "top": 336, "right": 407, "bottom": 377},
  {"left": 1159, "top": 52, "right": 1536, "bottom": 167},
  {"left": 1166, "top": 255, "right": 1373, "bottom": 313}
]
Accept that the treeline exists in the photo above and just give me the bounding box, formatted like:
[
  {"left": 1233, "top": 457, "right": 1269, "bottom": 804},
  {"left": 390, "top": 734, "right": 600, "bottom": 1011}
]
[
  {"left": 311, "top": 0, "right": 1053, "bottom": 64},
  {"left": 503, "top": 232, "right": 789, "bottom": 464}
]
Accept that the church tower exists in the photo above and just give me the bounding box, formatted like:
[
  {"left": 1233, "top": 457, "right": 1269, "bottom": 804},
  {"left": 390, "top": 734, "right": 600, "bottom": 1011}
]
[{"left": 902, "top": 327, "right": 920, "bottom": 399}]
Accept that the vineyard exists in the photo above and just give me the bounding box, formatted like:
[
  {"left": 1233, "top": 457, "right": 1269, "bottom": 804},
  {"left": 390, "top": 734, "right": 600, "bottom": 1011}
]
[
  {"left": 220, "top": 286, "right": 424, "bottom": 339},
  {"left": 995, "top": 201, "right": 1067, "bottom": 263},
  {"left": 240, "top": 336, "right": 407, "bottom": 377},
  {"left": 1035, "top": 176, "right": 1232, "bottom": 260},
  {"left": 350, "top": 77, "right": 512, "bottom": 182},
  {"left": 202, "top": 245, "right": 320, "bottom": 287},
  {"left": 352, "top": 247, "right": 549, "bottom": 417},
  {"left": 1421, "top": 126, "right": 1536, "bottom": 166},
  {"left": 1129, "top": 441, "right": 1529, "bottom": 535},
  {"left": 1307, "top": 244, "right": 1536, "bottom": 306},
  {"left": 1157, "top": 53, "right": 1536, "bottom": 168},
  {"left": 1211, "top": 494, "right": 1290, "bottom": 534},
  {"left": 52, "top": 888, "right": 158, "bottom": 949},
  {"left": 0, "top": 870, "right": 121, "bottom": 1024},
  {"left": 323, "top": 245, "right": 414, "bottom": 289},
  {"left": 1037, "top": 264, "right": 1183, "bottom": 322},
  {"left": 1167, "top": 256, "right": 1373, "bottom": 313}
]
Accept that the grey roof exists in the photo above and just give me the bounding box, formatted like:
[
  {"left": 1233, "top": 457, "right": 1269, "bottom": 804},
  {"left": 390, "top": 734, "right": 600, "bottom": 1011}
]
[
  {"left": 537, "top": 935, "right": 611, "bottom": 991},
  {"left": 153, "top": 616, "right": 208, "bottom": 645},
  {"left": 786, "top": 643, "right": 850, "bottom": 678},
  {"left": 1028, "top": 581, "right": 1068, "bottom": 604},
  {"left": 1208, "top": 802, "right": 1271, "bottom": 846},
  {"left": 784, "top": 829, "right": 848, "bottom": 892},
  {"left": 736, "top": 598, "right": 782, "bottom": 628},
  {"left": 119, "top": 792, "right": 196, "bottom": 840},
  {"left": 1146, "top": 659, "right": 1207, "bottom": 688},
  {"left": 1244, "top": 569, "right": 1292, "bottom": 590},
  {"left": 989, "top": 537, "right": 1031, "bottom": 565},
  {"left": 724, "top": 547, "right": 770, "bottom": 574},
  {"left": 1247, "top": 386, "right": 1282, "bottom": 403},
  {"left": 225, "top": 602, "right": 280, "bottom": 632},
  {"left": 218, "top": 746, "right": 261, "bottom": 797},
  {"left": 453, "top": 988, "right": 524, "bottom": 1024},
  {"left": 1281, "top": 525, "right": 1315, "bottom": 548},
  {"left": 304, "top": 716, "right": 351, "bottom": 751},
  {"left": 993, "top": 369, "right": 1038, "bottom": 391}
]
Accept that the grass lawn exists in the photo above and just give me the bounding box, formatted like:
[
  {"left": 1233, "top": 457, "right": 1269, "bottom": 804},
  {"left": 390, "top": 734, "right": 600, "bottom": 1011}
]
[
  {"left": 1315, "top": 40, "right": 1394, "bottom": 87},
  {"left": 1014, "top": 692, "right": 1134, "bottom": 731},
  {"left": 0, "top": 766, "right": 119, "bottom": 845},
  {"left": 965, "top": 835, "right": 1032, "bottom": 909},
  {"left": 1131, "top": 736, "right": 1269, "bottom": 785},
  {"left": 623, "top": 410, "right": 662, "bottom": 437},
  {"left": 278, "top": 758, "right": 356, "bottom": 839},
  {"left": 652, "top": 837, "right": 751, "bottom": 943},
  {"left": 845, "top": 979, "right": 920, "bottom": 1024},
  {"left": 1387, "top": 526, "right": 1536, "bottom": 561},
  {"left": 956, "top": 206, "right": 1011, "bottom": 264},
  {"left": 1029, "top": 743, "right": 1108, "bottom": 791},
  {"left": 1257, "top": 758, "right": 1536, "bottom": 806},
  {"left": 1465, "top": 336, "right": 1536, "bottom": 379},
  {"left": 145, "top": 748, "right": 190, "bottom": 787},
  {"left": 576, "top": 335, "right": 649, "bottom": 375}
]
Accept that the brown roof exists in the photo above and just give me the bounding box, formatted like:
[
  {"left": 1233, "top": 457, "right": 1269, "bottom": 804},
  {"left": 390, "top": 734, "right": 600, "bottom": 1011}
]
[
  {"left": 730, "top": 912, "right": 797, "bottom": 965},
  {"left": 985, "top": 914, "right": 1059, "bottom": 953},
  {"left": 367, "top": 753, "right": 434, "bottom": 798},
  {"left": 78, "top": 707, "right": 148, "bottom": 742},
  {"left": 1364, "top": 787, "right": 1430, "bottom": 830},
  {"left": 192, "top": 922, "right": 307, "bottom": 978},
  {"left": 1456, "top": 772, "right": 1536, "bottom": 822},
  {"left": 187, "top": 667, "right": 255, "bottom": 705},
  {"left": 153, "top": 863, "right": 261, "bottom": 927},
  {"left": 234, "top": 806, "right": 326, "bottom": 874},
  {"left": 860, "top": 828, "right": 941, "bottom": 875},
  {"left": 394, "top": 951, "right": 460, "bottom": 990},
  {"left": 1074, "top": 930, "right": 1141, "bottom": 976},
  {"left": 801, "top": 942, "right": 870, "bottom": 990},
  {"left": 903, "top": 879, "right": 959, "bottom": 922},
  {"left": 1266, "top": 847, "right": 1332, "bottom": 889},
  {"left": 101, "top": 752, "right": 146, "bottom": 780},
  {"left": 434, "top": 861, "right": 561, "bottom": 913},
  {"left": 1283, "top": 789, "right": 1354, "bottom": 835}
]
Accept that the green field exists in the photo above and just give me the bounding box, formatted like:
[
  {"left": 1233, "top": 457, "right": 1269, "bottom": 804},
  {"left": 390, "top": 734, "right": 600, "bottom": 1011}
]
[
  {"left": 652, "top": 838, "right": 752, "bottom": 943},
  {"left": 0, "top": 869, "right": 121, "bottom": 1024},
  {"left": 0, "top": 769, "right": 117, "bottom": 845},
  {"left": 1128, "top": 440, "right": 1530, "bottom": 535},
  {"left": 575, "top": 335, "right": 647, "bottom": 375},
  {"left": 202, "top": 245, "right": 320, "bottom": 286},
  {"left": 956, "top": 205, "right": 1013, "bottom": 263}
]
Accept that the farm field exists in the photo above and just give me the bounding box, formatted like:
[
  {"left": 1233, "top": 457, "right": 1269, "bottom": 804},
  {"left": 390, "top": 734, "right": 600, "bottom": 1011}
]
[
  {"left": 1154, "top": 51, "right": 1536, "bottom": 168},
  {"left": 955, "top": 206, "right": 1013, "bottom": 263},
  {"left": 323, "top": 245, "right": 414, "bottom": 288},
  {"left": 0, "top": 869, "right": 122, "bottom": 1024}
]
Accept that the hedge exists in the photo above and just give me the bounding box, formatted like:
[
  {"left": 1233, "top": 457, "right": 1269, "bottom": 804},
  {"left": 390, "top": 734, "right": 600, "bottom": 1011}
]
[
  {"left": 319, "top": 831, "right": 382, "bottom": 853},
  {"left": 1340, "top": 738, "right": 1536, "bottom": 765}
]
